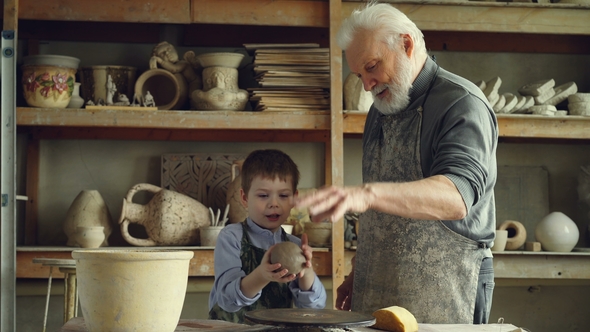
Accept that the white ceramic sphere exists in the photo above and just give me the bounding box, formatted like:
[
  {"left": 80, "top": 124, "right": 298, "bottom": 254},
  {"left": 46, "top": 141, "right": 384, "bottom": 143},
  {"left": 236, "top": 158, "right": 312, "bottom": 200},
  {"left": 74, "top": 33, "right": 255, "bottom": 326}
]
[{"left": 535, "top": 212, "right": 579, "bottom": 252}]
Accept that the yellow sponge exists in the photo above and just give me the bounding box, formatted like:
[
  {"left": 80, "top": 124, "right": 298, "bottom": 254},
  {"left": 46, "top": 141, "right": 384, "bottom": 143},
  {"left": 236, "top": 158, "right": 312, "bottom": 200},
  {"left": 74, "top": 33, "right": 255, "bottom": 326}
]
[{"left": 372, "top": 306, "right": 418, "bottom": 332}]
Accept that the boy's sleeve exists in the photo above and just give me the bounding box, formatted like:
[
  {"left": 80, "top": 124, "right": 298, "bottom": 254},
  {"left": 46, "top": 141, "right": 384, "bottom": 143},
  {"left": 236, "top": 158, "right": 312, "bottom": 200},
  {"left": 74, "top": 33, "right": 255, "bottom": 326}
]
[
  {"left": 289, "top": 275, "right": 327, "bottom": 309},
  {"left": 209, "top": 227, "right": 261, "bottom": 312}
]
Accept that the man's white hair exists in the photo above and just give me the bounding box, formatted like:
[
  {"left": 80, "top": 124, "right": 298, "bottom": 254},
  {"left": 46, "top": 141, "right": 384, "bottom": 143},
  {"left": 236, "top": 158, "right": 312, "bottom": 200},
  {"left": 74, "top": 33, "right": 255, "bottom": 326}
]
[{"left": 336, "top": 1, "right": 427, "bottom": 56}]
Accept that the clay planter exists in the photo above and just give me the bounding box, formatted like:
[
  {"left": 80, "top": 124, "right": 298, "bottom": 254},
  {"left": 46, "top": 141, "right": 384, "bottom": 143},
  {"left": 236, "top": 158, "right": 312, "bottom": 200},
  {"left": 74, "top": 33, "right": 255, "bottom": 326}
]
[
  {"left": 72, "top": 249, "right": 193, "bottom": 332},
  {"left": 119, "top": 183, "right": 210, "bottom": 246},
  {"left": 22, "top": 55, "right": 80, "bottom": 108},
  {"left": 270, "top": 241, "right": 306, "bottom": 275},
  {"left": 200, "top": 226, "right": 224, "bottom": 247},
  {"left": 304, "top": 222, "right": 332, "bottom": 247},
  {"left": 75, "top": 226, "right": 105, "bottom": 248},
  {"left": 79, "top": 65, "right": 137, "bottom": 105}
]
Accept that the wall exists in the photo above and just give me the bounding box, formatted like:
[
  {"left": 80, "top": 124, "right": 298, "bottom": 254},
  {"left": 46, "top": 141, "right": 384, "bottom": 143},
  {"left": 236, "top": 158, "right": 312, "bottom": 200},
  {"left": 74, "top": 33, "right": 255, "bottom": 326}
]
[{"left": 14, "top": 35, "right": 590, "bottom": 332}]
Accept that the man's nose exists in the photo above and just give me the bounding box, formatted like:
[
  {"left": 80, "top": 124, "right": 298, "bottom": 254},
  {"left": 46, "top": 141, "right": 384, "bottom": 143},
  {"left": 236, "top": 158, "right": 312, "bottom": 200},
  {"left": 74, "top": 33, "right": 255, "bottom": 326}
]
[{"left": 362, "top": 77, "right": 375, "bottom": 92}]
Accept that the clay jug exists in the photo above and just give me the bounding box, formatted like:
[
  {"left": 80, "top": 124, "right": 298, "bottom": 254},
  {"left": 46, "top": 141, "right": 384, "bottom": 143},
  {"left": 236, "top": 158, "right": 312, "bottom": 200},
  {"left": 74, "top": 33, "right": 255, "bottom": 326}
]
[
  {"left": 119, "top": 183, "right": 210, "bottom": 246},
  {"left": 63, "top": 190, "right": 113, "bottom": 247},
  {"left": 226, "top": 160, "right": 248, "bottom": 223}
]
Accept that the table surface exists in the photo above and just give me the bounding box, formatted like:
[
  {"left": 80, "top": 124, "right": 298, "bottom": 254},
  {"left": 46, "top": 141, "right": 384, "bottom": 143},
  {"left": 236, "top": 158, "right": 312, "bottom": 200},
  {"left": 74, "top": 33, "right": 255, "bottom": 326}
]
[{"left": 58, "top": 317, "right": 521, "bottom": 332}]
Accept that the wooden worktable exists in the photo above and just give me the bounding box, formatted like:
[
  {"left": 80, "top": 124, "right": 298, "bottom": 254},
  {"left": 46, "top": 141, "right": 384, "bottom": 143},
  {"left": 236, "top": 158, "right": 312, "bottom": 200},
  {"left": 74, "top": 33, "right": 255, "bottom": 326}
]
[{"left": 58, "top": 317, "right": 520, "bottom": 332}]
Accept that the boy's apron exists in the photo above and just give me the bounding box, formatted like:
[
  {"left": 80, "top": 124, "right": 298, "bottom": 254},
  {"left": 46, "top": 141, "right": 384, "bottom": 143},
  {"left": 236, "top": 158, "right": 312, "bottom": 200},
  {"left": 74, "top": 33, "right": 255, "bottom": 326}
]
[
  {"left": 352, "top": 75, "right": 486, "bottom": 323},
  {"left": 209, "top": 223, "right": 292, "bottom": 323}
]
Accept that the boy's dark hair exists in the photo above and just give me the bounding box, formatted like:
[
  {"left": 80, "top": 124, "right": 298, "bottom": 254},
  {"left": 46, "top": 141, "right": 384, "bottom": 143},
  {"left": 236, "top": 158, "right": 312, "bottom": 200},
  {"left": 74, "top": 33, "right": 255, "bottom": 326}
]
[{"left": 241, "top": 149, "right": 300, "bottom": 195}]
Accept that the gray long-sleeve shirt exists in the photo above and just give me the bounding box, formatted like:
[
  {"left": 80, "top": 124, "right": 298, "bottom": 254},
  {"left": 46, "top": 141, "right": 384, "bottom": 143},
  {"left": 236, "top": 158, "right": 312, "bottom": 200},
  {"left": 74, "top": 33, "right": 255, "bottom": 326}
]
[{"left": 363, "top": 56, "right": 498, "bottom": 250}]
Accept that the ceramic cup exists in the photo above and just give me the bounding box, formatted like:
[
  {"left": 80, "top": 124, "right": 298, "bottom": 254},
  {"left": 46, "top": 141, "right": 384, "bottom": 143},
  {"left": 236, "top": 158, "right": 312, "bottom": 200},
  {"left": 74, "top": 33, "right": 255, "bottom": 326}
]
[{"left": 491, "top": 229, "right": 508, "bottom": 252}]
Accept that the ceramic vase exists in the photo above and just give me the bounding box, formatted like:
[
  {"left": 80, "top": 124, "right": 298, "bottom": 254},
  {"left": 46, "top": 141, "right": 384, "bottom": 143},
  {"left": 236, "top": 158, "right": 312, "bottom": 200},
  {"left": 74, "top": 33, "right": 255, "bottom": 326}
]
[
  {"left": 226, "top": 160, "right": 248, "bottom": 223},
  {"left": 63, "top": 190, "right": 113, "bottom": 247},
  {"left": 67, "top": 82, "right": 85, "bottom": 108},
  {"left": 22, "top": 55, "right": 80, "bottom": 108},
  {"left": 72, "top": 249, "right": 193, "bottom": 332},
  {"left": 119, "top": 183, "right": 211, "bottom": 246},
  {"left": 535, "top": 211, "right": 580, "bottom": 252},
  {"left": 75, "top": 226, "right": 105, "bottom": 248}
]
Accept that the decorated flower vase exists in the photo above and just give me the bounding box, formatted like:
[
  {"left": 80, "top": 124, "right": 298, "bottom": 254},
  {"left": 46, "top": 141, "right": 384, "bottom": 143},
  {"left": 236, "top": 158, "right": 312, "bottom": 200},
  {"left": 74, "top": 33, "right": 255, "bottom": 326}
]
[
  {"left": 22, "top": 55, "right": 80, "bottom": 108},
  {"left": 119, "top": 183, "right": 211, "bottom": 246}
]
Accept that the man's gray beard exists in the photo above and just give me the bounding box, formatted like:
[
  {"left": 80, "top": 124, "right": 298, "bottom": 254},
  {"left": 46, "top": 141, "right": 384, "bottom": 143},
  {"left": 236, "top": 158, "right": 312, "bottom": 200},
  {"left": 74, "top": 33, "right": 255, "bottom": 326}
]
[{"left": 372, "top": 51, "right": 414, "bottom": 115}]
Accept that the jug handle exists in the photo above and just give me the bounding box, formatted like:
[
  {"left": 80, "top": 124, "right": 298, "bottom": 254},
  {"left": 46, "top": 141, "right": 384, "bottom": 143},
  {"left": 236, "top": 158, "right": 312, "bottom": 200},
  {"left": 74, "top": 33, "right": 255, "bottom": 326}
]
[
  {"left": 119, "top": 183, "right": 163, "bottom": 247},
  {"left": 120, "top": 218, "right": 157, "bottom": 247}
]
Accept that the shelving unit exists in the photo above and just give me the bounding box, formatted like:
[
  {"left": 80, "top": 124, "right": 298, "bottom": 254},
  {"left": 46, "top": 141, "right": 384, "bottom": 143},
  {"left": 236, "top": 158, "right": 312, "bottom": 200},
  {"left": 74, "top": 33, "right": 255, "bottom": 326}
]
[{"left": 3, "top": 1, "right": 590, "bottom": 330}]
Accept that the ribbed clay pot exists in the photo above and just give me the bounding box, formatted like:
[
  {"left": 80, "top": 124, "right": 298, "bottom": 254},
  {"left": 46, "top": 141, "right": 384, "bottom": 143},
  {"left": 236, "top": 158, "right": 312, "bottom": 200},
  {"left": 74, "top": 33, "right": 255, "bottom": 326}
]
[{"left": 72, "top": 249, "right": 194, "bottom": 332}]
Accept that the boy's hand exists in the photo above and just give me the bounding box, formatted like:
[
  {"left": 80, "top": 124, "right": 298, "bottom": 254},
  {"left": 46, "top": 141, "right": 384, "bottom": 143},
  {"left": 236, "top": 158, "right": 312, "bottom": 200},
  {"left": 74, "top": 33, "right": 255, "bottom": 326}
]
[
  {"left": 297, "top": 233, "right": 313, "bottom": 279},
  {"left": 259, "top": 245, "right": 298, "bottom": 283}
]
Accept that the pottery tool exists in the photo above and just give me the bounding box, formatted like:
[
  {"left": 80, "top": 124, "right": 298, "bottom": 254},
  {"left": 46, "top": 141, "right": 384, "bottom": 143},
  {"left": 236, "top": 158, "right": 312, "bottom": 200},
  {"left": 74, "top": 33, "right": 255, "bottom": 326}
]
[
  {"left": 209, "top": 204, "right": 230, "bottom": 226},
  {"left": 244, "top": 308, "right": 375, "bottom": 329}
]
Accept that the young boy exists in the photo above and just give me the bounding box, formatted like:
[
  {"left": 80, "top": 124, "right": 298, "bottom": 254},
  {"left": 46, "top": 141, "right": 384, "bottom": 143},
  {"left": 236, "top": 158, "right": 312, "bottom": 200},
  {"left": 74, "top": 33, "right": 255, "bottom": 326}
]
[{"left": 208, "top": 149, "right": 327, "bottom": 323}]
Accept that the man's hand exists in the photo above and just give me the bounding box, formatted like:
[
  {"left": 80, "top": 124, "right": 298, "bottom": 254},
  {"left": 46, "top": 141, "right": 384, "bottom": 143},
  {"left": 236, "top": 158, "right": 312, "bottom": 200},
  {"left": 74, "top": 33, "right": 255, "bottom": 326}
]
[
  {"left": 336, "top": 270, "right": 355, "bottom": 311},
  {"left": 295, "top": 185, "right": 374, "bottom": 223}
]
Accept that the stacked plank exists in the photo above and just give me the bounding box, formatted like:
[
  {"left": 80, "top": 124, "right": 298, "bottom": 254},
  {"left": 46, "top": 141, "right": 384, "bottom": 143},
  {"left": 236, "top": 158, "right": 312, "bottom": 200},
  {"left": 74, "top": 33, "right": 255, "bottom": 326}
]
[{"left": 245, "top": 43, "right": 330, "bottom": 112}]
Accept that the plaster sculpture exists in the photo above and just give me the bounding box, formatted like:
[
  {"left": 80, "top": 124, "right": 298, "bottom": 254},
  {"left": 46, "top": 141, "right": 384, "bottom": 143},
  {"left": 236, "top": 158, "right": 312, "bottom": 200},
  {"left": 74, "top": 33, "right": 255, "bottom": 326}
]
[
  {"left": 343, "top": 72, "right": 373, "bottom": 111},
  {"left": 150, "top": 41, "right": 202, "bottom": 94},
  {"left": 118, "top": 183, "right": 210, "bottom": 246},
  {"left": 191, "top": 52, "right": 248, "bottom": 111},
  {"left": 482, "top": 77, "right": 501, "bottom": 106},
  {"left": 529, "top": 104, "right": 557, "bottom": 116},
  {"left": 105, "top": 74, "right": 117, "bottom": 105},
  {"left": 143, "top": 91, "right": 156, "bottom": 107}
]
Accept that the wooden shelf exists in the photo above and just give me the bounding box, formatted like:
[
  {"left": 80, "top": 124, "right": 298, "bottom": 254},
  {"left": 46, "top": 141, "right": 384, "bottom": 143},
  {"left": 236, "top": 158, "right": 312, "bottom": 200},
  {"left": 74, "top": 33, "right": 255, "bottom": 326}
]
[
  {"left": 343, "top": 111, "right": 590, "bottom": 140},
  {"left": 343, "top": 1, "right": 590, "bottom": 35},
  {"left": 16, "top": 108, "right": 331, "bottom": 131},
  {"left": 16, "top": 246, "right": 337, "bottom": 278}
]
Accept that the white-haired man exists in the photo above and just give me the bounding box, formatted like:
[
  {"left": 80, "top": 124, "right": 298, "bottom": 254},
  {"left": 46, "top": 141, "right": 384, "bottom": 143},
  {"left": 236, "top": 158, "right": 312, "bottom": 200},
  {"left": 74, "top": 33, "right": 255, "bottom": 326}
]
[{"left": 296, "top": 2, "right": 498, "bottom": 324}]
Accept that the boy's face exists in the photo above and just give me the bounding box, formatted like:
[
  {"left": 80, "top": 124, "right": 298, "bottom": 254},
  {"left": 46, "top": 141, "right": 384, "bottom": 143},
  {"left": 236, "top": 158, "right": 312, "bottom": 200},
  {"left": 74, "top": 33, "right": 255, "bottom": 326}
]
[{"left": 240, "top": 175, "right": 297, "bottom": 232}]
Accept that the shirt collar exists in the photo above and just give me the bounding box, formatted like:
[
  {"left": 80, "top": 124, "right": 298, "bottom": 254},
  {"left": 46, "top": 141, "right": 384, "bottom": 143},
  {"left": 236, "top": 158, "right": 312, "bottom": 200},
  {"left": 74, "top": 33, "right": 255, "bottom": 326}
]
[
  {"left": 408, "top": 56, "right": 438, "bottom": 106},
  {"left": 246, "top": 217, "right": 282, "bottom": 240}
]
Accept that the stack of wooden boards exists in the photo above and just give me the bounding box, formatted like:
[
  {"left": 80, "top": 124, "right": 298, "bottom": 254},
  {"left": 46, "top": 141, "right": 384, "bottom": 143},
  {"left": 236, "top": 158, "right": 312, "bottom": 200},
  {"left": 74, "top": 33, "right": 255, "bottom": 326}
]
[{"left": 244, "top": 43, "right": 330, "bottom": 112}]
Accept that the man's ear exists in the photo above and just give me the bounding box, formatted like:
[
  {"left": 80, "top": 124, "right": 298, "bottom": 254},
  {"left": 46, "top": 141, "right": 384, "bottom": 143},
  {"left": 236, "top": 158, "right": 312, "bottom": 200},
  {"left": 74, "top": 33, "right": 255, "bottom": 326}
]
[
  {"left": 239, "top": 188, "right": 248, "bottom": 208},
  {"left": 401, "top": 33, "right": 414, "bottom": 57}
]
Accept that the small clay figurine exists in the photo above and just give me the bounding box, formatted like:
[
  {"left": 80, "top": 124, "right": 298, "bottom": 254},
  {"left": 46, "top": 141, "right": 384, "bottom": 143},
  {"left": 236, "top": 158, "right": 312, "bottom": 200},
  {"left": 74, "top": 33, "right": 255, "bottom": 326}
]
[
  {"left": 143, "top": 91, "right": 156, "bottom": 107},
  {"left": 130, "top": 93, "right": 141, "bottom": 107},
  {"left": 113, "top": 93, "right": 131, "bottom": 106},
  {"left": 105, "top": 75, "right": 117, "bottom": 105},
  {"left": 86, "top": 100, "right": 95, "bottom": 106}
]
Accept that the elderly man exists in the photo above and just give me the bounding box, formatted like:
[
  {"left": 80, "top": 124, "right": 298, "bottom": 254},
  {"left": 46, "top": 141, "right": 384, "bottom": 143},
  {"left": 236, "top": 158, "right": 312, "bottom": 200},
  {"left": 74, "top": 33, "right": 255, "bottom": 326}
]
[{"left": 296, "top": 2, "right": 498, "bottom": 324}]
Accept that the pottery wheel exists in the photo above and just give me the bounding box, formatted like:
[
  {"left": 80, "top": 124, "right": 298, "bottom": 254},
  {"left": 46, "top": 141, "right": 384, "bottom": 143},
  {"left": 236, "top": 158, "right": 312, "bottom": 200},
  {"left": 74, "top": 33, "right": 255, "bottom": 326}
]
[{"left": 244, "top": 308, "right": 375, "bottom": 328}]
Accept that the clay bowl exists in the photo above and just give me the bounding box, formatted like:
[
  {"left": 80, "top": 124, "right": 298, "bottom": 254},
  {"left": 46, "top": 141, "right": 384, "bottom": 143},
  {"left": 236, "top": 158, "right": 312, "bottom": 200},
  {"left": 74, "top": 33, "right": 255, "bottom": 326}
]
[
  {"left": 270, "top": 242, "right": 306, "bottom": 276},
  {"left": 196, "top": 52, "right": 244, "bottom": 69}
]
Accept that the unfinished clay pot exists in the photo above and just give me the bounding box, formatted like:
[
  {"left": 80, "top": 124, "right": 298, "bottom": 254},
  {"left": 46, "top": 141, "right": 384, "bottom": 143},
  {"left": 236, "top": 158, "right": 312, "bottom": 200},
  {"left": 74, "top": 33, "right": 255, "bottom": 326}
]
[
  {"left": 119, "top": 183, "right": 210, "bottom": 246},
  {"left": 73, "top": 249, "right": 193, "bottom": 332},
  {"left": 270, "top": 241, "right": 306, "bottom": 275}
]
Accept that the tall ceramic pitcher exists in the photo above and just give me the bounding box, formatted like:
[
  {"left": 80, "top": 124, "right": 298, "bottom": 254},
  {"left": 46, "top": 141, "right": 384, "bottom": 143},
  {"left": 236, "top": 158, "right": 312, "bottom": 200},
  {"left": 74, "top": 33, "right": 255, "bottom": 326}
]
[{"left": 119, "top": 183, "right": 210, "bottom": 246}]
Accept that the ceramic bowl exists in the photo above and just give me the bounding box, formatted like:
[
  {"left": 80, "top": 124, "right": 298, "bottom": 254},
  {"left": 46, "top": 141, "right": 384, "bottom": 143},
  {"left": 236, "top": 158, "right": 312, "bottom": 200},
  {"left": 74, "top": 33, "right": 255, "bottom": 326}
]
[
  {"left": 535, "top": 211, "right": 580, "bottom": 252},
  {"left": 197, "top": 52, "right": 244, "bottom": 69},
  {"left": 22, "top": 55, "right": 80, "bottom": 108}
]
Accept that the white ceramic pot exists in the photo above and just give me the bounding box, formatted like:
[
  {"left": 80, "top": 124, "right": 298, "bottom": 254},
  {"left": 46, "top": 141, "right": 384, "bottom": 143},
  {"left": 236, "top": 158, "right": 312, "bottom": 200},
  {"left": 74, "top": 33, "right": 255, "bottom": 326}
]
[
  {"left": 72, "top": 249, "right": 193, "bottom": 332},
  {"left": 67, "top": 82, "right": 85, "bottom": 108},
  {"left": 63, "top": 190, "right": 113, "bottom": 247},
  {"left": 535, "top": 212, "right": 580, "bottom": 252},
  {"left": 75, "top": 226, "right": 105, "bottom": 248}
]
